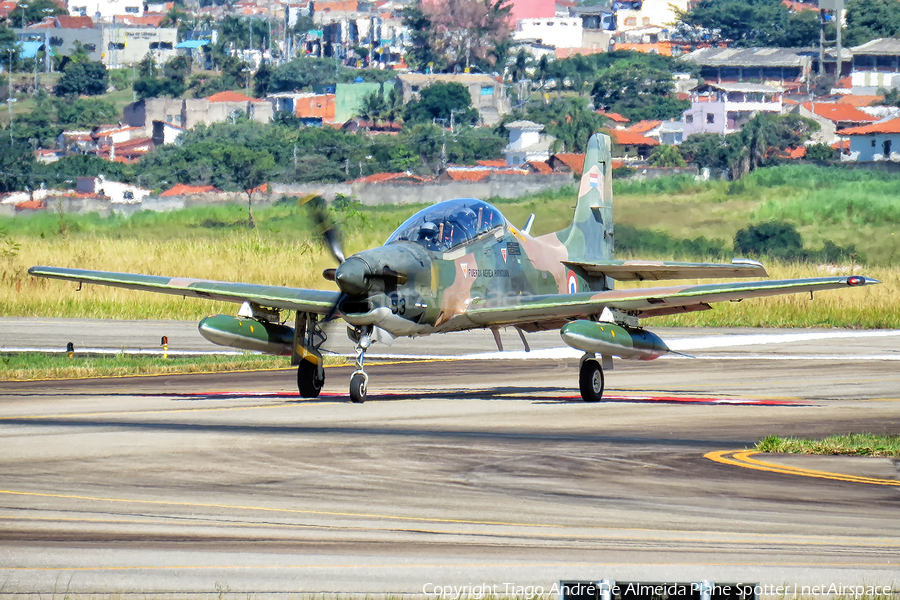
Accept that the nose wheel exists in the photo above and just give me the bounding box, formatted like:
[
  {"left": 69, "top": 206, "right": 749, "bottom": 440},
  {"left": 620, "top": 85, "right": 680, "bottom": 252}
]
[{"left": 349, "top": 326, "right": 372, "bottom": 403}]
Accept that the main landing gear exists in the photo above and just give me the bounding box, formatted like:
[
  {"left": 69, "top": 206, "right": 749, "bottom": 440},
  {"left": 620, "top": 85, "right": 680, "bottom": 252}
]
[
  {"left": 578, "top": 354, "right": 607, "bottom": 402},
  {"left": 293, "top": 314, "right": 374, "bottom": 403}
]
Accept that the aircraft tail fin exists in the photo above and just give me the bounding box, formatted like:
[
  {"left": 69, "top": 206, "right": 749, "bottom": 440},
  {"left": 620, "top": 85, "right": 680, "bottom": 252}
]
[{"left": 556, "top": 133, "right": 614, "bottom": 262}]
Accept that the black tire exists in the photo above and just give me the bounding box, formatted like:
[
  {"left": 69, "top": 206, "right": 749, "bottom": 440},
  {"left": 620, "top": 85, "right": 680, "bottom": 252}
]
[
  {"left": 579, "top": 359, "right": 604, "bottom": 402},
  {"left": 349, "top": 372, "right": 367, "bottom": 403},
  {"left": 297, "top": 360, "right": 323, "bottom": 398}
]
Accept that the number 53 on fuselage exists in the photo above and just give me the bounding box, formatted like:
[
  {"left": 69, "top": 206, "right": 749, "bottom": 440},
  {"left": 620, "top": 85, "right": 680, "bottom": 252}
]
[{"left": 29, "top": 133, "right": 878, "bottom": 403}]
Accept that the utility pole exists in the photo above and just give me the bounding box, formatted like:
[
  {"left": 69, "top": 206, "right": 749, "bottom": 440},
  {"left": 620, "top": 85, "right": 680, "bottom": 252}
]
[{"left": 8, "top": 48, "right": 15, "bottom": 147}]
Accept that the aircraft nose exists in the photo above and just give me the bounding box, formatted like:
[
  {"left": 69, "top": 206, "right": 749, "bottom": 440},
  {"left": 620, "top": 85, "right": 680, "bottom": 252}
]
[{"left": 334, "top": 257, "right": 371, "bottom": 296}]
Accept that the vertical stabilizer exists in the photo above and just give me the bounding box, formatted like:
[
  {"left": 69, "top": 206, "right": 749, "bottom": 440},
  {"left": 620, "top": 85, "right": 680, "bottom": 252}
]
[{"left": 557, "top": 133, "right": 614, "bottom": 262}]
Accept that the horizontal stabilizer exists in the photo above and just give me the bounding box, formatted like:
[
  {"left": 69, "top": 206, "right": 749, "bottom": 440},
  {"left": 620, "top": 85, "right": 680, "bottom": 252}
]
[{"left": 563, "top": 258, "right": 768, "bottom": 281}]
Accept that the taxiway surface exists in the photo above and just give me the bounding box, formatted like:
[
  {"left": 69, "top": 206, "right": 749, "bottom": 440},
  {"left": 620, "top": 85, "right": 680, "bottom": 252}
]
[{"left": 0, "top": 322, "right": 899, "bottom": 596}]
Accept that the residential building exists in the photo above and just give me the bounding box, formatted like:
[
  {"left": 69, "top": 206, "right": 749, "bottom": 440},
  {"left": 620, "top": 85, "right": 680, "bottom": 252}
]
[
  {"left": 514, "top": 17, "right": 584, "bottom": 50},
  {"left": 836, "top": 118, "right": 900, "bottom": 161},
  {"left": 791, "top": 101, "right": 878, "bottom": 144},
  {"left": 394, "top": 73, "right": 510, "bottom": 126},
  {"left": 503, "top": 120, "right": 555, "bottom": 166},
  {"left": 612, "top": 26, "right": 681, "bottom": 56},
  {"left": 124, "top": 92, "right": 273, "bottom": 137},
  {"left": 850, "top": 38, "right": 900, "bottom": 94},
  {"left": 75, "top": 176, "right": 151, "bottom": 204},
  {"left": 682, "top": 47, "right": 815, "bottom": 89},
  {"left": 615, "top": 0, "right": 690, "bottom": 30},
  {"left": 16, "top": 20, "right": 177, "bottom": 67},
  {"left": 67, "top": 0, "right": 144, "bottom": 19},
  {"left": 682, "top": 83, "right": 784, "bottom": 137},
  {"left": 607, "top": 128, "right": 659, "bottom": 159},
  {"left": 268, "top": 92, "right": 337, "bottom": 124}
]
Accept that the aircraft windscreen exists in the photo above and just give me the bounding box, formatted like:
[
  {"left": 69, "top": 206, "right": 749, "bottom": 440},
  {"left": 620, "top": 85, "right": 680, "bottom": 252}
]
[{"left": 386, "top": 199, "right": 505, "bottom": 252}]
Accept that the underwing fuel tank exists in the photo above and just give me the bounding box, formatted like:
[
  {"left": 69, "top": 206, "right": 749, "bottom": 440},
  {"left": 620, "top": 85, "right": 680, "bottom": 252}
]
[
  {"left": 560, "top": 320, "right": 670, "bottom": 361},
  {"left": 198, "top": 315, "right": 294, "bottom": 356}
]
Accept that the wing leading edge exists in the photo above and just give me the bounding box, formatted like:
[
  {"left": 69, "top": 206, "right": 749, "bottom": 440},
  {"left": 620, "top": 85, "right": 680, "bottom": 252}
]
[
  {"left": 28, "top": 266, "right": 339, "bottom": 314},
  {"left": 465, "top": 276, "right": 878, "bottom": 326}
]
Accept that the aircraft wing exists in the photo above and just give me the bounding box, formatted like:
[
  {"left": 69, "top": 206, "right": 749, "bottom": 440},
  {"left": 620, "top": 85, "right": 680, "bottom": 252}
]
[
  {"left": 465, "top": 276, "right": 877, "bottom": 326},
  {"left": 28, "top": 266, "right": 339, "bottom": 314},
  {"left": 564, "top": 258, "right": 768, "bottom": 281}
]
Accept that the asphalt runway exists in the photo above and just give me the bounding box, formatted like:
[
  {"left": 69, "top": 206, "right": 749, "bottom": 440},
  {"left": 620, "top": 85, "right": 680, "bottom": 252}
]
[{"left": 1, "top": 321, "right": 900, "bottom": 597}]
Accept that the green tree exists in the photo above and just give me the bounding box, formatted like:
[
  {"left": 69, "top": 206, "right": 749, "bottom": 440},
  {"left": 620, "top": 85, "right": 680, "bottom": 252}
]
[
  {"left": 844, "top": 0, "right": 900, "bottom": 46},
  {"left": 734, "top": 221, "right": 804, "bottom": 260},
  {"left": 500, "top": 96, "right": 606, "bottom": 153},
  {"left": 402, "top": 82, "right": 477, "bottom": 127},
  {"left": 679, "top": 133, "right": 730, "bottom": 171},
  {"left": 0, "top": 144, "right": 36, "bottom": 193},
  {"left": 134, "top": 76, "right": 186, "bottom": 99},
  {"left": 7, "top": 0, "right": 64, "bottom": 28},
  {"left": 591, "top": 60, "right": 688, "bottom": 121},
  {"left": 211, "top": 145, "right": 277, "bottom": 228},
  {"left": 648, "top": 145, "right": 687, "bottom": 167},
  {"left": 55, "top": 61, "right": 109, "bottom": 96},
  {"left": 675, "top": 0, "right": 823, "bottom": 47},
  {"left": 55, "top": 97, "right": 118, "bottom": 127},
  {"left": 357, "top": 89, "right": 388, "bottom": 125},
  {"left": 805, "top": 143, "right": 838, "bottom": 161}
]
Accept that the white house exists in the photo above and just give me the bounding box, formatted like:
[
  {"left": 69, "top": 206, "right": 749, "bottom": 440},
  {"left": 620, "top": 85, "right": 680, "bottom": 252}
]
[
  {"left": 837, "top": 117, "right": 900, "bottom": 162},
  {"left": 76, "top": 176, "right": 152, "bottom": 204},
  {"left": 514, "top": 17, "right": 583, "bottom": 49},
  {"left": 682, "top": 82, "right": 783, "bottom": 138},
  {"left": 503, "top": 120, "right": 556, "bottom": 166}
]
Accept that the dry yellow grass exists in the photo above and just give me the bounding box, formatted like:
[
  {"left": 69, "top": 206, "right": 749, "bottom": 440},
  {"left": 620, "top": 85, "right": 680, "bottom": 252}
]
[{"left": 5, "top": 233, "right": 897, "bottom": 327}]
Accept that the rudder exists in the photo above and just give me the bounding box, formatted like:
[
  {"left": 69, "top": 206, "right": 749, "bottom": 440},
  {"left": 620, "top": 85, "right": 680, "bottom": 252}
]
[{"left": 557, "top": 133, "right": 614, "bottom": 262}]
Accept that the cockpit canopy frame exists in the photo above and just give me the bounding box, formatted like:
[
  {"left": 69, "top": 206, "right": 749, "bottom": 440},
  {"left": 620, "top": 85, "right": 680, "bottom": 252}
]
[{"left": 386, "top": 198, "right": 506, "bottom": 252}]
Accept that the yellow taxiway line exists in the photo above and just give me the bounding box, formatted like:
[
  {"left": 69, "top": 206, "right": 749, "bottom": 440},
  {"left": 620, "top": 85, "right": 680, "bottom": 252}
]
[{"left": 706, "top": 450, "right": 900, "bottom": 486}]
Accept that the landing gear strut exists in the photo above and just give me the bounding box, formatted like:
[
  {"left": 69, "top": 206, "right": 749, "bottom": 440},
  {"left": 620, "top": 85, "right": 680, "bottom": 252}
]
[
  {"left": 348, "top": 325, "right": 372, "bottom": 403},
  {"left": 293, "top": 312, "right": 326, "bottom": 398}
]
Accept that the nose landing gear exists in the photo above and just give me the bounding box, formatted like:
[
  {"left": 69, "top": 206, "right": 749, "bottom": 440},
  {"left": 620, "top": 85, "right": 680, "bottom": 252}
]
[{"left": 348, "top": 325, "right": 372, "bottom": 403}]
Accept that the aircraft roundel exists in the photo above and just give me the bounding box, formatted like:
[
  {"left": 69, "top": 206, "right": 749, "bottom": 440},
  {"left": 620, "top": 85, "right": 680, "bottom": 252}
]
[{"left": 567, "top": 270, "right": 578, "bottom": 294}]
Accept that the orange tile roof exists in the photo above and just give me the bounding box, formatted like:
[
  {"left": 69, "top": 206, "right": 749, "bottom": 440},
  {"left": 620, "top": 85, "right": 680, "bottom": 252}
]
[
  {"left": 115, "top": 14, "right": 165, "bottom": 26},
  {"left": 249, "top": 183, "right": 271, "bottom": 194},
  {"left": 627, "top": 120, "right": 662, "bottom": 134},
  {"left": 835, "top": 76, "right": 852, "bottom": 89},
  {"left": 836, "top": 94, "right": 883, "bottom": 107},
  {"left": 160, "top": 183, "right": 222, "bottom": 196},
  {"left": 831, "top": 139, "right": 849, "bottom": 151},
  {"left": 551, "top": 153, "right": 584, "bottom": 175},
  {"left": 15, "top": 200, "right": 46, "bottom": 211},
  {"left": 55, "top": 15, "right": 94, "bottom": 28},
  {"left": 608, "top": 129, "right": 660, "bottom": 146},
  {"left": 476, "top": 159, "right": 507, "bottom": 167},
  {"left": 443, "top": 170, "right": 492, "bottom": 182},
  {"left": 598, "top": 111, "right": 629, "bottom": 123},
  {"left": 207, "top": 91, "right": 254, "bottom": 103},
  {"left": 351, "top": 172, "right": 430, "bottom": 184},
  {"left": 528, "top": 161, "right": 553, "bottom": 174},
  {"left": 801, "top": 102, "right": 878, "bottom": 124},
  {"left": 612, "top": 42, "right": 674, "bottom": 56},
  {"left": 838, "top": 118, "right": 900, "bottom": 136},
  {"left": 785, "top": 146, "right": 806, "bottom": 159}
]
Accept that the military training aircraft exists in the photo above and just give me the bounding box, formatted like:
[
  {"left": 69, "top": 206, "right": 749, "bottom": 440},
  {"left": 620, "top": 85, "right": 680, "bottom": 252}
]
[{"left": 29, "top": 133, "right": 878, "bottom": 403}]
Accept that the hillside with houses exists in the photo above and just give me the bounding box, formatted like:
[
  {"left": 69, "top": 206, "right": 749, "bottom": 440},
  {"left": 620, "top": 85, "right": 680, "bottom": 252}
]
[{"left": 3, "top": 0, "right": 900, "bottom": 213}]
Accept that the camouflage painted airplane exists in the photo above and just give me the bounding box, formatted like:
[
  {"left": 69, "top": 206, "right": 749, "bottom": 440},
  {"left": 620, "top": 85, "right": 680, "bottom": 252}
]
[{"left": 29, "top": 133, "right": 878, "bottom": 403}]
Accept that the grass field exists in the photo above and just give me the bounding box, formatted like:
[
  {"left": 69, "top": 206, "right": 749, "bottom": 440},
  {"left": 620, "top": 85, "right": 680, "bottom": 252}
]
[
  {"left": 2, "top": 164, "right": 897, "bottom": 327},
  {"left": 756, "top": 434, "right": 900, "bottom": 457},
  {"left": 0, "top": 352, "right": 291, "bottom": 381}
]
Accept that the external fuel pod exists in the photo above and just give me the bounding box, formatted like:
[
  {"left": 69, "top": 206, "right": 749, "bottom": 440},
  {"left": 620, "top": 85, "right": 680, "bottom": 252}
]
[
  {"left": 560, "top": 320, "right": 670, "bottom": 361},
  {"left": 198, "top": 315, "right": 294, "bottom": 356}
]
